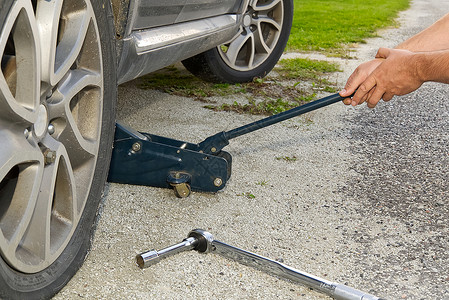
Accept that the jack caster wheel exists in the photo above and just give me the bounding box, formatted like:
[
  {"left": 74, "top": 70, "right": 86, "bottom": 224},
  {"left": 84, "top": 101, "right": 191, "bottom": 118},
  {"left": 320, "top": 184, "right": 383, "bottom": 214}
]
[{"left": 173, "top": 183, "right": 191, "bottom": 198}]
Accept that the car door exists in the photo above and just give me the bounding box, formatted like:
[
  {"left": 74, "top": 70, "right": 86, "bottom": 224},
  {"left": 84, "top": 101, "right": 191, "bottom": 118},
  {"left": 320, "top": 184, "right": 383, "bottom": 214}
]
[
  {"left": 176, "top": 0, "right": 241, "bottom": 23},
  {"left": 132, "top": 0, "right": 188, "bottom": 30}
]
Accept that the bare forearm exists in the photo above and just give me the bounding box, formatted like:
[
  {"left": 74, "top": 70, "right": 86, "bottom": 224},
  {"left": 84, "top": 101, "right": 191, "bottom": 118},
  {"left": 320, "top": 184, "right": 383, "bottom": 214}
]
[
  {"left": 415, "top": 50, "right": 449, "bottom": 83},
  {"left": 396, "top": 13, "right": 449, "bottom": 51}
]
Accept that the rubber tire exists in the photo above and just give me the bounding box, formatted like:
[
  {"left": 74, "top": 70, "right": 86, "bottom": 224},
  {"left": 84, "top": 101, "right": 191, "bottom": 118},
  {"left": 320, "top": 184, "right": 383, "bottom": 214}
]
[
  {"left": 182, "top": 0, "right": 293, "bottom": 83},
  {"left": 0, "top": 0, "right": 117, "bottom": 299}
]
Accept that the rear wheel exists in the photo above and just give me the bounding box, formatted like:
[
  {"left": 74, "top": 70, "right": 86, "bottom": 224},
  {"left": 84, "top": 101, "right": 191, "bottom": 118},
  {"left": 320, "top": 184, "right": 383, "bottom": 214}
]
[
  {"left": 182, "top": 0, "right": 293, "bottom": 83},
  {"left": 0, "top": 0, "right": 116, "bottom": 298}
]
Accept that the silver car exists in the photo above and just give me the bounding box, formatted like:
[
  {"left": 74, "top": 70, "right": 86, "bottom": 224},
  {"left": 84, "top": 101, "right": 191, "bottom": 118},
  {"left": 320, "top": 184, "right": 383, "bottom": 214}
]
[{"left": 0, "top": 0, "right": 292, "bottom": 298}]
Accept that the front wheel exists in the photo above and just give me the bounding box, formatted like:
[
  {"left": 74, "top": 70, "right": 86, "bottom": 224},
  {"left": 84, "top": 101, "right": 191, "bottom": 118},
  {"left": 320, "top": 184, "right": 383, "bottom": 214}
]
[
  {"left": 182, "top": 0, "right": 293, "bottom": 83},
  {"left": 0, "top": 0, "right": 116, "bottom": 298}
]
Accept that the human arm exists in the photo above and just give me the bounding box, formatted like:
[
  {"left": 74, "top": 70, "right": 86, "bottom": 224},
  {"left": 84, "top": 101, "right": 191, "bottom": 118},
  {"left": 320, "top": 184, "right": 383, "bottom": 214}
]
[
  {"left": 342, "top": 48, "right": 449, "bottom": 108},
  {"left": 340, "top": 12, "right": 449, "bottom": 107},
  {"left": 396, "top": 12, "right": 449, "bottom": 51}
]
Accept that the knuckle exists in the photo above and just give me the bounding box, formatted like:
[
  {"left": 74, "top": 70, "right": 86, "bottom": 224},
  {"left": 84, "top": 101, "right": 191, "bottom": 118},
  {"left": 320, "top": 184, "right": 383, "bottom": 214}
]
[{"left": 359, "top": 83, "right": 369, "bottom": 92}]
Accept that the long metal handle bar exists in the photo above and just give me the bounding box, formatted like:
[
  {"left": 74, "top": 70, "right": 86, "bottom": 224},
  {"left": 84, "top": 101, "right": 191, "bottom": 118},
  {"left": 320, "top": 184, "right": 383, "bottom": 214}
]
[
  {"left": 198, "top": 93, "right": 347, "bottom": 154},
  {"left": 225, "top": 92, "right": 345, "bottom": 140},
  {"left": 212, "top": 240, "right": 382, "bottom": 300},
  {"left": 136, "top": 229, "right": 383, "bottom": 300}
]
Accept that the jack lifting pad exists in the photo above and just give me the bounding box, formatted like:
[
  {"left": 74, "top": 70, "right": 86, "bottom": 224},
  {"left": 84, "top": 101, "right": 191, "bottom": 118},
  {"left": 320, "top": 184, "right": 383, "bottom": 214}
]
[{"left": 108, "top": 123, "right": 232, "bottom": 195}]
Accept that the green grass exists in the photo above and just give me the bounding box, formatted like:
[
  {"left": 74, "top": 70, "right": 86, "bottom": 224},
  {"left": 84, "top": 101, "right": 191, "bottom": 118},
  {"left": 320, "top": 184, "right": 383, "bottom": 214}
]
[
  {"left": 138, "top": 68, "right": 246, "bottom": 98},
  {"left": 276, "top": 58, "right": 341, "bottom": 80},
  {"left": 275, "top": 156, "right": 298, "bottom": 162},
  {"left": 139, "top": 64, "right": 330, "bottom": 115},
  {"left": 288, "top": 0, "right": 410, "bottom": 55}
]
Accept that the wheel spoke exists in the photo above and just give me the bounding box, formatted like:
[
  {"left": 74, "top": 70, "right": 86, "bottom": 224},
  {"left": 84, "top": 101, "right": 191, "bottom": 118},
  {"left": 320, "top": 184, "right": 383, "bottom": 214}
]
[
  {"left": 225, "top": 30, "right": 253, "bottom": 67},
  {"left": 0, "top": 128, "right": 44, "bottom": 268},
  {"left": 253, "top": 23, "right": 271, "bottom": 54},
  {"left": 247, "top": 33, "right": 256, "bottom": 68},
  {"left": 48, "top": 68, "right": 102, "bottom": 167},
  {"left": 37, "top": 0, "right": 93, "bottom": 85},
  {"left": 0, "top": 0, "right": 40, "bottom": 124},
  {"left": 253, "top": 0, "right": 282, "bottom": 12},
  {"left": 13, "top": 165, "right": 54, "bottom": 266},
  {"left": 258, "top": 15, "right": 282, "bottom": 32},
  {"left": 13, "top": 141, "right": 77, "bottom": 270}
]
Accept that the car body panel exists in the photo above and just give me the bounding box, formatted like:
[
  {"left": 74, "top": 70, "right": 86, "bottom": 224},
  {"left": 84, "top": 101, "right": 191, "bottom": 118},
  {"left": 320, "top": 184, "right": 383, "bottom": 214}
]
[
  {"left": 117, "top": 14, "right": 239, "bottom": 84},
  {"left": 131, "top": 0, "right": 185, "bottom": 30},
  {"left": 176, "top": 0, "right": 241, "bottom": 23},
  {"left": 115, "top": 0, "right": 251, "bottom": 84}
]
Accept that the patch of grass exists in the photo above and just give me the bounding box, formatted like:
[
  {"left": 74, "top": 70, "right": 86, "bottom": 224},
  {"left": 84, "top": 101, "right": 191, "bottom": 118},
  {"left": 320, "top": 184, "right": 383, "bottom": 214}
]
[
  {"left": 275, "top": 156, "right": 298, "bottom": 162},
  {"left": 238, "top": 192, "right": 256, "bottom": 199},
  {"left": 276, "top": 58, "right": 341, "bottom": 80},
  {"left": 138, "top": 69, "right": 246, "bottom": 98},
  {"left": 288, "top": 0, "right": 410, "bottom": 56},
  {"left": 204, "top": 58, "right": 341, "bottom": 115},
  {"left": 256, "top": 180, "right": 269, "bottom": 186},
  {"left": 211, "top": 98, "right": 297, "bottom": 115},
  {"left": 140, "top": 66, "right": 323, "bottom": 115}
]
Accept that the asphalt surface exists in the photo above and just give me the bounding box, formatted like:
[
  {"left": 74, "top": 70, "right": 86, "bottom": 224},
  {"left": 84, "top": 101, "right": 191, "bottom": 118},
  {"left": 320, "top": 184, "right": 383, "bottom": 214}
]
[{"left": 55, "top": 1, "right": 449, "bottom": 299}]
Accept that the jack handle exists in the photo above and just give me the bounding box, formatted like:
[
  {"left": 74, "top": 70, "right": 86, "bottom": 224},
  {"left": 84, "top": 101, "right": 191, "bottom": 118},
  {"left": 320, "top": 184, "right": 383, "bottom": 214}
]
[{"left": 198, "top": 92, "right": 350, "bottom": 154}]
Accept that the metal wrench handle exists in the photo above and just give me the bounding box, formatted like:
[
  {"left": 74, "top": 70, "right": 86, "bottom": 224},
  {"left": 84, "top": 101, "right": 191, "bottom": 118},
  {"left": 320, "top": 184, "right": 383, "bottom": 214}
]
[
  {"left": 137, "top": 229, "right": 383, "bottom": 300},
  {"left": 212, "top": 239, "right": 382, "bottom": 300}
]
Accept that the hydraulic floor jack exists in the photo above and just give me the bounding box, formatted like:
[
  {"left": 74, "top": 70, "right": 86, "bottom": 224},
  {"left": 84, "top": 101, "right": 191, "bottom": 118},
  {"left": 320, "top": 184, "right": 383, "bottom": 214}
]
[
  {"left": 108, "top": 92, "right": 349, "bottom": 197},
  {"left": 137, "top": 229, "right": 383, "bottom": 300}
]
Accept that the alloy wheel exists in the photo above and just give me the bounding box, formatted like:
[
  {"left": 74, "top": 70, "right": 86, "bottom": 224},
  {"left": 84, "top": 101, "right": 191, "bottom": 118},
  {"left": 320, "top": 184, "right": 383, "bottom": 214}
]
[
  {"left": 218, "top": 0, "right": 284, "bottom": 71},
  {"left": 0, "top": 0, "right": 103, "bottom": 273}
]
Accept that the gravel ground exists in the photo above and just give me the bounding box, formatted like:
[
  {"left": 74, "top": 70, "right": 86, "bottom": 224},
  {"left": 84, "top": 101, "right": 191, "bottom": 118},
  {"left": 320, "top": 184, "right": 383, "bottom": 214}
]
[{"left": 55, "top": 1, "right": 449, "bottom": 299}]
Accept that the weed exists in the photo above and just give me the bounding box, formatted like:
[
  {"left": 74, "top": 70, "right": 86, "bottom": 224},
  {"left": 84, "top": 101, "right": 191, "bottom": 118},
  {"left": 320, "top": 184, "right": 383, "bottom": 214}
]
[
  {"left": 138, "top": 67, "right": 245, "bottom": 100},
  {"left": 238, "top": 192, "right": 256, "bottom": 199},
  {"left": 212, "top": 98, "right": 300, "bottom": 115},
  {"left": 275, "top": 156, "right": 298, "bottom": 162}
]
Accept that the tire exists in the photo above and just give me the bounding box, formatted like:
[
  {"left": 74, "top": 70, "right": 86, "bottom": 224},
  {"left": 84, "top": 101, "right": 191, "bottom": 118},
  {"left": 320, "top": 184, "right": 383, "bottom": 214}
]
[
  {"left": 0, "top": 0, "right": 116, "bottom": 298},
  {"left": 182, "top": 0, "right": 293, "bottom": 83}
]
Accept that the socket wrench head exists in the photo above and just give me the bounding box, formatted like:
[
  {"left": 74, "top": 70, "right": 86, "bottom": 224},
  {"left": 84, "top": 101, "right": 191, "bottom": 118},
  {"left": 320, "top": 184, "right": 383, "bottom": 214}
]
[
  {"left": 136, "top": 236, "right": 198, "bottom": 268},
  {"left": 188, "top": 229, "right": 215, "bottom": 253},
  {"left": 136, "top": 250, "right": 159, "bottom": 268}
]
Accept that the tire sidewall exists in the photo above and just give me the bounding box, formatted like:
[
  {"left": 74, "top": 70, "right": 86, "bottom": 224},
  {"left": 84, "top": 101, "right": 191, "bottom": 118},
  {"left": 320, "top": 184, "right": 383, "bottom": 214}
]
[
  {"left": 206, "top": 0, "right": 294, "bottom": 83},
  {"left": 0, "top": 0, "right": 117, "bottom": 298}
]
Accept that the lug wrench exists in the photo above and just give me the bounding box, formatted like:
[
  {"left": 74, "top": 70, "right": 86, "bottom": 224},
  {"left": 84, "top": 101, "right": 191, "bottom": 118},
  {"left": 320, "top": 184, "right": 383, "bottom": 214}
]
[{"left": 137, "top": 229, "right": 383, "bottom": 300}]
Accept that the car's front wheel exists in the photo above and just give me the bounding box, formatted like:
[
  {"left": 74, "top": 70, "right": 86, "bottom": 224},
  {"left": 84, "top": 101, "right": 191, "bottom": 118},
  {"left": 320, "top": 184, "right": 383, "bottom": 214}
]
[
  {"left": 182, "top": 0, "right": 293, "bottom": 83},
  {"left": 0, "top": 0, "right": 116, "bottom": 298}
]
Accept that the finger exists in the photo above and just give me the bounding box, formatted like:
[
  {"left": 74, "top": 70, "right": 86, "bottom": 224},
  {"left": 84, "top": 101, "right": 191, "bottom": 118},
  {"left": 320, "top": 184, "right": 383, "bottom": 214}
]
[
  {"left": 382, "top": 92, "right": 394, "bottom": 102},
  {"left": 351, "top": 76, "right": 377, "bottom": 106},
  {"left": 342, "top": 98, "right": 352, "bottom": 105},
  {"left": 375, "top": 47, "right": 390, "bottom": 59},
  {"left": 342, "top": 64, "right": 371, "bottom": 97},
  {"left": 361, "top": 88, "right": 375, "bottom": 105},
  {"left": 366, "top": 87, "right": 385, "bottom": 108},
  {"left": 341, "top": 74, "right": 359, "bottom": 97}
]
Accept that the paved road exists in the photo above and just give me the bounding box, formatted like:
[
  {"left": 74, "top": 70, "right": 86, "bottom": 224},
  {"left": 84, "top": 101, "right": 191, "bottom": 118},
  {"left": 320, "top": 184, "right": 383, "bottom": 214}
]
[{"left": 56, "top": 1, "right": 449, "bottom": 299}]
